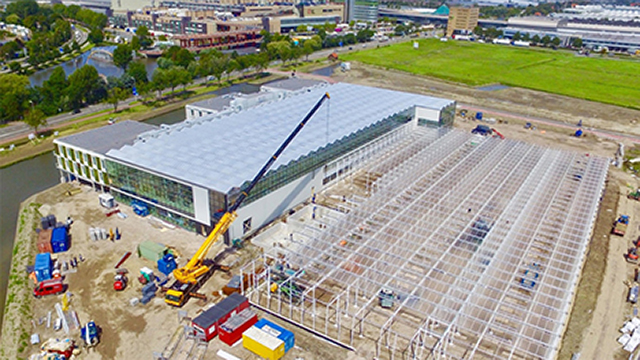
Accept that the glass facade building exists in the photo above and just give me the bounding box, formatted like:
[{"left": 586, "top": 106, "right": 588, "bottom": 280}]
[{"left": 106, "top": 160, "right": 195, "bottom": 217}]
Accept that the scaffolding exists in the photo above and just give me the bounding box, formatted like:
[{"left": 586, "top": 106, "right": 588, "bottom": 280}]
[{"left": 240, "top": 128, "right": 609, "bottom": 360}]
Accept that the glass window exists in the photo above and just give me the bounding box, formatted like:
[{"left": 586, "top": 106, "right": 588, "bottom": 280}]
[
  {"left": 82, "top": 152, "right": 88, "bottom": 164},
  {"left": 106, "top": 160, "right": 195, "bottom": 216},
  {"left": 67, "top": 147, "right": 75, "bottom": 160},
  {"left": 95, "top": 157, "right": 102, "bottom": 170},
  {"left": 75, "top": 150, "right": 80, "bottom": 163}
]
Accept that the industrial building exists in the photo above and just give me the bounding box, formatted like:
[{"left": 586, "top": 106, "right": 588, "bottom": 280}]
[
  {"left": 185, "top": 79, "right": 324, "bottom": 120},
  {"left": 504, "top": 14, "right": 640, "bottom": 52},
  {"left": 447, "top": 6, "right": 479, "bottom": 37},
  {"left": 53, "top": 121, "right": 156, "bottom": 190},
  {"left": 239, "top": 127, "right": 609, "bottom": 359},
  {"left": 100, "top": 82, "right": 454, "bottom": 240}
]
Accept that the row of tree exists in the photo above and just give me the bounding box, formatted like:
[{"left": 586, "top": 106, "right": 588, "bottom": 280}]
[{"left": 0, "top": 0, "right": 108, "bottom": 66}]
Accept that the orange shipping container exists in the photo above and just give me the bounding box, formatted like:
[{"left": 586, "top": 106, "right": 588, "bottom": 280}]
[{"left": 37, "top": 229, "right": 53, "bottom": 253}]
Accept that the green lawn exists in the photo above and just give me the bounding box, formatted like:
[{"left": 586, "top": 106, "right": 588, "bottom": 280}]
[{"left": 342, "top": 39, "right": 640, "bottom": 109}]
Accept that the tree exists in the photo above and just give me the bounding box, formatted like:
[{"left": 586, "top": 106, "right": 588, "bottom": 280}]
[
  {"left": 130, "top": 36, "right": 140, "bottom": 51},
  {"left": 572, "top": 37, "right": 583, "bottom": 48},
  {"left": 126, "top": 61, "right": 148, "bottom": 84},
  {"left": 541, "top": 35, "right": 551, "bottom": 46},
  {"left": 67, "top": 65, "right": 105, "bottom": 110},
  {"left": 113, "top": 44, "right": 132, "bottom": 70},
  {"left": 23, "top": 108, "right": 46, "bottom": 134},
  {"left": 551, "top": 37, "right": 561, "bottom": 46},
  {"left": 136, "top": 25, "right": 153, "bottom": 49},
  {"left": 0, "top": 74, "right": 30, "bottom": 123},
  {"left": 107, "top": 87, "right": 129, "bottom": 112},
  {"left": 161, "top": 46, "right": 194, "bottom": 68},
  {"left": 72, "top": 40, "right": 81, "bottom": 52},
  {"left": 151, "top": 68, "right": 168, "bottom": 98},
  {"left": 0, "top": 41, "right": 21, "bottom": 60},
  {"left": 9, "top": 62, "right": 22, "bottom": 73},
  {"left": 267, "top": 40, "right": 292, "bottom": 63},
  {"left": 174, "top": 67, "right": 192, "bottom": 91},
  {"left": 512, "top": 32, "right": 521, "bottom": 41},
  {"left": 296, "top": 24, "right": 307, "bottom": 33},
  {"left": 88, "top": 28, "right": 104, "bottom": 44},
  {"left": 303, "top": 39, "right": 317, "bottom": 61},
  {"left": 532, "top": 34, "right": 540, "bottom": 44}
]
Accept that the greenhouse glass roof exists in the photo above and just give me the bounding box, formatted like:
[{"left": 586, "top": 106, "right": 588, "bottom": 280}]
[{"left": 106, "top": 82, "right": 454, "bottom": 193}]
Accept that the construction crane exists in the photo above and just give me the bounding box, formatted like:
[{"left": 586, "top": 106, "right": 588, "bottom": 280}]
[{"left": 165, "top": 92, "right": 331, "bottom": 307}]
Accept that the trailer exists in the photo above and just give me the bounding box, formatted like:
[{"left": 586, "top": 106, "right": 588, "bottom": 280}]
[{"left": 613, "top": 215, "right": 630, "bottom": 236}]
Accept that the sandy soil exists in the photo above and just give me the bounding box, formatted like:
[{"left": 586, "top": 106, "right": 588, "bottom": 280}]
[{"left": 1, "top": 183, "right": 361, "bottom": 360}]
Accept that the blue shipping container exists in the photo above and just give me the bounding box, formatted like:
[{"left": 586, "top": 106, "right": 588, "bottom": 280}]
[
  {"left": 34, "top": 253, "right": 52, "bottom": 282},
  {"left": 254, "top": 319, "right": 295, "bottom": 353},
  {"left": 51, "top": 227, "right": 69, "bottom": 253}
]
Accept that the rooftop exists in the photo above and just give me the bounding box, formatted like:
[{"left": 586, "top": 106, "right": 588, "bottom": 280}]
[
  {"left": 188, "top": 93, "right": 237, "bottom": 111},
  {"left": 56, "top": 120, "right": 157, "bottom": 155},
  {"left": 261, "top": 77, "right": 325, "bottom": 92},
  {"left": 107, "top": 82, "right": 454, "bottom": 193}
]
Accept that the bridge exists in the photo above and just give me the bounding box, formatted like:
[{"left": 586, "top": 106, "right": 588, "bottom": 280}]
[
  {"left": 173, "top": 30, "right": 261, "bottom": 52},
  {"left": 88, "top": 48, "right": 113, "bottom": 61},
  {"left": 378, "top": 8, "right": 507, "bottom": 28}
]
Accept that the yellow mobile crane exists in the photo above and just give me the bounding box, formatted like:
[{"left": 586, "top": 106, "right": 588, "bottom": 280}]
[{"left": 165, "top": 92, "right": 330, "bottom": 307}]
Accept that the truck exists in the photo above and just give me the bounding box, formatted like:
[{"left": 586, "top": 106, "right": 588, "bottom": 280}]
[
  {"left": 613, "top": 215, "right": 630, "bottom": 236},
  {"left": 629, "top": 189, "right": 640, "bottom": 201},
  {"left": 471, "top": 125, "right": 493, "bottom": 136},
  {"left": 629, "top": 285, "right": 639, "bottom": 304},
  {"left": 165, "top": 92, "right": 331, "bottom": 307}
]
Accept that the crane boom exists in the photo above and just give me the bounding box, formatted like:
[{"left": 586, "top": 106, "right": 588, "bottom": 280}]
[{"left": 168, "top": 92, "right": 330, "bottom": 301}]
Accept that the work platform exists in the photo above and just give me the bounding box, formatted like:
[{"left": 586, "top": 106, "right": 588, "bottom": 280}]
[{"left": 239, "top": 128, "right": 609, "bottom": 360}]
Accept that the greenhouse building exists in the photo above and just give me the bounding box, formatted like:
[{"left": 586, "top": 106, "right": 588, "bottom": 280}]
[{"left": 104, "top": 82, "right": 456, "bottom": 240}]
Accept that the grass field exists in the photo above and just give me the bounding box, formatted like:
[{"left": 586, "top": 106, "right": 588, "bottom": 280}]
[{"left": 342, "top": 39, "right": 640, "bottom": 109}]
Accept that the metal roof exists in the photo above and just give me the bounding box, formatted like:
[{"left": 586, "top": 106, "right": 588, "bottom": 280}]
[
  {"left": 261, "top": 77, "right": 325, "bottom": 92},
  {"left": 188, "top": 93, "right": 237, "bottom": 111},
  {"left": 106, "top": 83, "right": 454, "bottom": 193},
  {"left": 56, "top": 120, "right": 157, "bottom": 155},
  {"left": 192, "top": 293, "right": 247, "bottom": 329}
]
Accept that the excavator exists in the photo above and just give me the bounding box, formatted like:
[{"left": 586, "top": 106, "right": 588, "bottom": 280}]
[{"left": 165, "top": 92, "right": 331, "bottom": 307}]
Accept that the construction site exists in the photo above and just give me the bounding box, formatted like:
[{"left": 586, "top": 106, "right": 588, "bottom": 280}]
[
  {"left": 242, "top": 127, "right": 608, "bottom": 359},
  {"left": 6, "top": 66, "right": 640, "bottom": 360}
]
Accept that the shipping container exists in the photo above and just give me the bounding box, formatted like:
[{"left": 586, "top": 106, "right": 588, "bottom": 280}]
[
  {"left": 51, "top": 227, "right": 70, "bottom": 253},
  {"left": 34, "top": 253, "right": 52, "bottom": 282},
  {"left": 254, "top": 318, "right": 295, "bottom": 353},
  {"left": 219, "top": 308, "right": 258, "bottom": 346},
  {"left": 137, "top": 240, "right": 168, "bottom": 262},
  {"left": 192, "top": 293, "right": 249, "bottom": 341},
  {"left": 37, "top": 229, "right": 53, "bottom": 253},
  {"left": 243, "top": 326, "right": 284, "bottom": 360}
]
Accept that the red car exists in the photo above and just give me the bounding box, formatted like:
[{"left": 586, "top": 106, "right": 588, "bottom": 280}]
[{"left": 34, "top": 279, "right": 64, "bottom": 298}]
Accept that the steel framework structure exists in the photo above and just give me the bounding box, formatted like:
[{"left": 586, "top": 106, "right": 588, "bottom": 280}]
[{"left": 239, "top": 128, "right": 609, "bottom": 360}]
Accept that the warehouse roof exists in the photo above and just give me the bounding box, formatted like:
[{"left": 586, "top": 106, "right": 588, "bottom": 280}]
[
  {"left": 188, "top": 93, "right": 237, "bottom": 111},
  {"left": 261, "top": 77, "right": 325, "bottom": 92},
  {"left": 106, "top": 82, "right": 454, "bottom": 193},
  {"left": 56, "top": 120, "right": 157, "bottom": 155},
  {"left": 192, "top": 293, "right": 247, "bottom": 329}
]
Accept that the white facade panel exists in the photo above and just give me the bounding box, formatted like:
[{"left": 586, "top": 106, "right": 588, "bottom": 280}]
[
  {"left": 193, "top": 185, "right": 211, "bottom": 226},
  {"left": 231, "top": 169, "right": 323, "bottom": 239},
  {"left": 415, "top": 106, "right": 441, "bottom": 124}
]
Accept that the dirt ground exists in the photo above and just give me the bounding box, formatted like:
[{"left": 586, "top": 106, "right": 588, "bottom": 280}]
[{"left": 1, "top": 183, "right": 362, "bottom": 360}]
